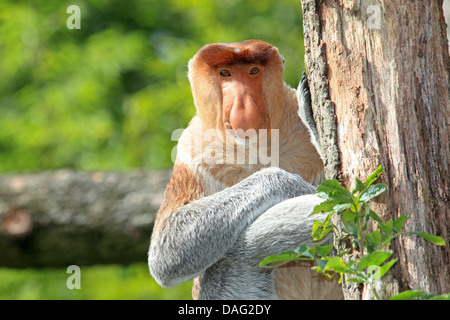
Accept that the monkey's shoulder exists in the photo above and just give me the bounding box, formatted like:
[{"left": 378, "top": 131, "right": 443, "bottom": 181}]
[{"left": 158, "top": 162, "right": 207, "bottom": 216}]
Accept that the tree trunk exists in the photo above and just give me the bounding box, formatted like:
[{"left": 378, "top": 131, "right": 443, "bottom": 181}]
[
  {"left": 0, "top": 170, "right": 171, "bottom": 267},
  {"left": 302, "top": 0, "right": 450, "bottom": 299}
]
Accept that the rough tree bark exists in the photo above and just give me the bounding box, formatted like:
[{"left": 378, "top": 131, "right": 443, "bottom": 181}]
[
  {"left": 302, "top": 0, "right": 449, "bottom": 299},
  {"left": 0, "top": 170, "right": 170, "bottom": 267}
]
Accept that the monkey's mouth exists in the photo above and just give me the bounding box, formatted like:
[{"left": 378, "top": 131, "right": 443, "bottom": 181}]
[
  {"left": 224, "top": 121, "right": 259, "bottom": 139},
  {"left": 223, "top": 128, "right": 259, "bottom": 148}
]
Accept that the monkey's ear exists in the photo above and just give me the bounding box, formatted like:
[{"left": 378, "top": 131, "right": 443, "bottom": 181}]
[{"left": 278, "top": 54, "right": 285, "bottom": 71}]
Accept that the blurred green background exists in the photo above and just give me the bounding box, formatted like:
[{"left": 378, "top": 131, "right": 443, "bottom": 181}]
[{"left": 0, "top": 0, "right": 305, "bottom": 299}]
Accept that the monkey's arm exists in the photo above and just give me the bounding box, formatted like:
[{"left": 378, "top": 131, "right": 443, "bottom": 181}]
[
  {"left": 195, "top": 194, "right": 330, "bottom": 300},
  {"left": 231, "top": 194, "right": 329, "bottom": 262},
  {"left": 148, "top": 166, "right": 315, "bottom": 287},
  {"left": 297, "top": 72, "right": 322, "bottom": 159}
]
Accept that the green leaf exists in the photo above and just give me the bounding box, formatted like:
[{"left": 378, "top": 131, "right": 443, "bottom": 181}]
[
  {"left": 359, "top": 251, "right": 392, "bottom": 269},
  {"left": 311, "top": 200, "right": 337, "bottom": 215},
  {"left": 367, "top": 205, "right": 382, "bottom": 223},
  {"left": 389, "top": 290, "right": 427, "bottom": 300},
  {"left": 315, "top": 191, "right": 329, "bottom": 199},
  {"left": 316, "top": 258, "right": 328, "bottom": 272},
  {"left": 313, "top": 212, "right": 335, "bottom": 241},
  {"left": 303, "top": 247, "right": 317, "bottom": 259},
  {"left": 373, "top": 258, "right": 397, "bottom": 281},
  {"left": 311, "top": 220, "right": 333, "bottom": 241},
  {"left": 428, "top": 293, "right": 450, "bottom": 300},
  {"left": 311, "top": 220, "right": 324, "bottom": 238},
  {"left": 294, "top": 244, "right": 309, "bottom": 255},
  {"left": 379, "top": 219, "right": 394, "bottom": 235},
  {"left": 366, "top": 230, "right": 383, "bottom": 247},
  {"left": 359, "top": 183, "right": 388, "bottom": 203},
  {"left": 311, "top": 197, "right": 350, "bottom": 215},
  {"left": 316, "top": 245, "right": 334, "bottom": 258},
  {"left": 364, "top": 165, "right": 384, "bottom": 188},
  {"left": 342, "top": 211, "right": 358, "bottom": 237},
  {"left": 393, "top": 215, "right": 408, "bottom": 232},
  {"left": 346, "top": 277, "right": 367, "bottom": 284},
  {"left": 361, "top": 213, "right": 371, "bottom": 231},
  {"left": 324, "top": 257, "right": 348, "bottom": 273},
  {"left": 342, "top": 221, "right": 358, "bottom": 238},
  {"left": 415, "top": 232, "right": 446, "bottom": 246},
  {"left": 333, "top": 203, "right": 352, "bottom": 212},
  {"left": 354, "top": 178, "right": 365, "bottom": 194},
  {"left": 391, "top": 290, "right": 450, "bottom": 300},
  {"left": 316, "top": 180, "right": 351, "bottom": 197},
  {"left": 259, "top": 249, "right": 315, "bottom": 267},
  {"left": 294, "top": 244, "right": 317, "bottom": 259},
  {"left": 259, "top": 252, "right": 296, "bottom": 267}
]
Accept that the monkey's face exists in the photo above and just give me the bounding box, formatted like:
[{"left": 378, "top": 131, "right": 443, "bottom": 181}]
[
  {"left": 188, "top": 40, "right": 285, "bottom": 145},
  {"left": 218, "top": 63, "right": 268, "bottom": 140}
]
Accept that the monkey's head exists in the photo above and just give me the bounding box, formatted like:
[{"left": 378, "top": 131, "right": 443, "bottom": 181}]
[{"left": 188, "top": 40, "right": 285, "bottom": 143}]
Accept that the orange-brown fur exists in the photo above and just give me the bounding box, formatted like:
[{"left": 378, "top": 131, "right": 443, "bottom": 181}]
[
  {"left": 155, "top": 163, "right": 206, "bottom": 240},
  {"left": 274, "top": 261, "right": 343, "bottom": 300},
  {"left": 199, "top": 84, "right": 324, "bottom": 187},
  {"left": 197, "top": 40, "right": 274, "bottom": 68}
]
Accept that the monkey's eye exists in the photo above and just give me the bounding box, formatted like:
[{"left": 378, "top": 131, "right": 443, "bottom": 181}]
[
  {"left": 249, "top": 67, "right": 260, "bottom": 75},
  {"left": 219, "top": 70, "right": 231, "bottom": 77}
]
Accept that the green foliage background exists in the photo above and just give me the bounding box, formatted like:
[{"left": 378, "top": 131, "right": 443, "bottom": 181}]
[
  {"left": 0, "top": 263, "right": 193, "bottom": 300},
  {"left": 0, "top": 0, "right": 305, "bottom": 173},
  {"left": 0, "top": 0, "right": 305, "bottom": 299}
]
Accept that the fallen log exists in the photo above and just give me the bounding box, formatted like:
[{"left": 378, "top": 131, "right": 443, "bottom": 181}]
[{"left": 0, "top": 169, "right": 171, "bottom": 268}]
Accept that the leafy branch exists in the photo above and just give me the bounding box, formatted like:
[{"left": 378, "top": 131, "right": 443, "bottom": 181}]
[{"left": 260, "top": 165, "right": 447, "bottom": 300}]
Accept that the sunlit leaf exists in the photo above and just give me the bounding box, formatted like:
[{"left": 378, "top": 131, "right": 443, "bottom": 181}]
[
  {"left": 324, "top": 257, "right": 347, "bottom": 273},
  {"left": 415, "top": 232, "right": 446, "bottom": 246},
  {"left": 333, "top": 203, "right": 352, "bottom": 212},
  {"left": 316, "top": 180, "right": 351, "bottom": 197},
  {"left": 311, "top": 221, "right": 333, "bottom": 241},
  {"left": 373, "top": 258, "right": 397, "bottom": 281},
  {"left": 259, "top": 251, "right": 298, "bottom": 267},
  {"left": 346, "top": 277, "right": 367, "bottom": 284},
  {"left": 359, "top": 251, "right": 392, "bottom": 269},
  {"left": 359, "top": 184, "right": 388, "bottom": 203},
  {"left": 363, "top": 165, "right": 384, "bottom": 188},
  {"left": 389, "top": 290, "right": 427, "bottom": 300},
  {"left": 311, "top": 197, "right": 351, "bottom": 215}
]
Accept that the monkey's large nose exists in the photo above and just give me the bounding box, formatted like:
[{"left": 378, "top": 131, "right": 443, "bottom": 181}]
[{"left": 229, "top": 96, "right": 260, "bottom": 139}]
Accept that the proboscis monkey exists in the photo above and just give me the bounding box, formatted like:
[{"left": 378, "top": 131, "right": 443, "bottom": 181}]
[{"left": 148, "top": 40, "right": 343, "bottom": 300}]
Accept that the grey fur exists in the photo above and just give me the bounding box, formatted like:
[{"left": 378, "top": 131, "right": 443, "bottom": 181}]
[
  {"left": 198, "top": 195, "right": 329, "bottom": 300},
  {"left": 148, "top": 167, "right": 317, "bottom": 289},
  {"left": 297, "top": 72, "right": 322, "bottom": 159}
]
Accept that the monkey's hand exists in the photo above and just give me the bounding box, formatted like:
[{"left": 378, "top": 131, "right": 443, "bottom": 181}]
[{"left": 148, "top": 167, "right": 315, "bottom": 287}]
